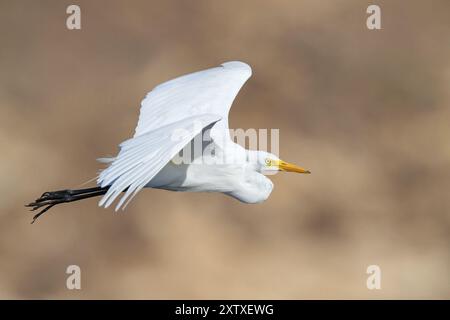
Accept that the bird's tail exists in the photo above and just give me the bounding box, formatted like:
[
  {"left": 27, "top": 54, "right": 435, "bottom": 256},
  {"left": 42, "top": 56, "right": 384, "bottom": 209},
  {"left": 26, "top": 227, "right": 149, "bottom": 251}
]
[{"left": 25, "top": 186, "right": 109, "bottom": 224}]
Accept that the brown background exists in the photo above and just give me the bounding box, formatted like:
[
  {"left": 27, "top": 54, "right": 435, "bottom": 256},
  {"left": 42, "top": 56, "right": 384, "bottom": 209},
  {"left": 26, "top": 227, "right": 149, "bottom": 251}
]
[{"left": 0, "top": 0, "right": 449, "bottom": 299}]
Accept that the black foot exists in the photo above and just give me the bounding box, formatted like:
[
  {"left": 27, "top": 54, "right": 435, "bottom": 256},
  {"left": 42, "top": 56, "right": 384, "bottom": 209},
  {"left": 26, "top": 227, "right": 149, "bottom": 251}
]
[
  {"left": 26, "top": 190, "right": 72, "bottom": 224},
  {"left": 26, "top": 187, "right": 109, "bottom": 224}
]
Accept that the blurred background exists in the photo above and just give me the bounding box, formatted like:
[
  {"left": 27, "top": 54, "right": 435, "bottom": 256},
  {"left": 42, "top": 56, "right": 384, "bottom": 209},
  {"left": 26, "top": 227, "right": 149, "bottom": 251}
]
[{"left": 0, "top": 0, "right": 449, "bottom": 299}]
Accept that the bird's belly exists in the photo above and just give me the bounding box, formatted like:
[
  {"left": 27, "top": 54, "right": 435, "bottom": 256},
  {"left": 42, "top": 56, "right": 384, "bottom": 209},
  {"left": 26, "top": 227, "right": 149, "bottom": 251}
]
[
  {"left": 145, "top": 162, "right": 236, "bottom": 193},
  {"left": 144, "top": 162, "right": 273, "bottom": 204},
  {"left": 145, "top": 162, "right": 189, "bottom": 190}
]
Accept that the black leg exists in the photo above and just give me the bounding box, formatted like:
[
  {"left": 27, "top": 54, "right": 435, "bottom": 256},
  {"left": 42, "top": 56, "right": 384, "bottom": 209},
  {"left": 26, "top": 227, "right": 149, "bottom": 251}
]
[{"left": 26, "top": 186, "right": 109, "bottom": 224}]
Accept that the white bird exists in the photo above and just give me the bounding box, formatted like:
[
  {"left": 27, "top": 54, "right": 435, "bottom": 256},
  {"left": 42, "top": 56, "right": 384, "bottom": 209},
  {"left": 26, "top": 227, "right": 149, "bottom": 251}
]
[{"left": 27, "top": 61, "right": 310, "bottom": 223}]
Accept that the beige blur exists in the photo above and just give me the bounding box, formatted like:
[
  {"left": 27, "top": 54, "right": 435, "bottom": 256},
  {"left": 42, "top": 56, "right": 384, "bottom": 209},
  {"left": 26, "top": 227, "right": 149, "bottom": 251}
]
[{"left": 0, "top": 0, "right": 449, "bottom": 299}]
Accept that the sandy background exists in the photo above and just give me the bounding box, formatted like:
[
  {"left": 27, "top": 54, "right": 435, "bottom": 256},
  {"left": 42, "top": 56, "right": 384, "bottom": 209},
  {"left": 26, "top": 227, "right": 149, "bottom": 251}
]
[{"left": 0, "top": 0, "right": 449, "bottom": 299}]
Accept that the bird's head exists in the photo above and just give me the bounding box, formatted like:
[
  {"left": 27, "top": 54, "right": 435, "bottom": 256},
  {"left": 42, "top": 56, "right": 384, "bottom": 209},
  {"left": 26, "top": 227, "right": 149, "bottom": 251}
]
[{"left": 251, "top": 151, "right": 311, "bottom": 175}]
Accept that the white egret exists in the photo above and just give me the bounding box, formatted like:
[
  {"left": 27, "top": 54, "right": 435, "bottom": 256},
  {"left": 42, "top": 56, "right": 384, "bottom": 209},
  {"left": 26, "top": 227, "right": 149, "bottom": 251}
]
[{"left": 27, "top": 61, "right": 310, "bottom": 223}]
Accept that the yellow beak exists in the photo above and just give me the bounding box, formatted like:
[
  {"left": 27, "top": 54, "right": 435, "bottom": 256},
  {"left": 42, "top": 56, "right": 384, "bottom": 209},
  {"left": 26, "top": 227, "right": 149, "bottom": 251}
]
[{"left": 277, "top": 160, "right": 311, "bottom": 174}]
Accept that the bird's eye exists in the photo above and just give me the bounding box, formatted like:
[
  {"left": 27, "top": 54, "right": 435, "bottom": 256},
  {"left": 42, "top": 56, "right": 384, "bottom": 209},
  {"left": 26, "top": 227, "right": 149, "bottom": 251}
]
[{"left": 265, "top": 158, "right": 272, "bottom": 166}]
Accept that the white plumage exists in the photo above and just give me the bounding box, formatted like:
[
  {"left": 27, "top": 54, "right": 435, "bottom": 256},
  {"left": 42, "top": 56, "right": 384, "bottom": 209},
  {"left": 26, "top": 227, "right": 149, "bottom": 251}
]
[{"left": 97, "top": 61, "right": 310, "bottom": 210}]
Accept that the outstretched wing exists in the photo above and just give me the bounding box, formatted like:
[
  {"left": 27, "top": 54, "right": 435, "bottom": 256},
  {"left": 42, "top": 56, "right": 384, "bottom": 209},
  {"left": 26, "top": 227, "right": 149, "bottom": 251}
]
[
  {"left": 134, "top": 61, "right": 252, "bottom": 142},
  {"left": 98, "top": 114, "right": 221, "bottom": 210},
  {"left": 97, "top": 61, "right": 252, "bottom": 210}
]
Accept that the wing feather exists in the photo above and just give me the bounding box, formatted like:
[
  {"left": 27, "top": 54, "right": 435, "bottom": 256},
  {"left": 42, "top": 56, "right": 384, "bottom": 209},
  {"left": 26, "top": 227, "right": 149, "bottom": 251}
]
[
  {"left": 98, "top": 114, "right": 221, "bottom": 210},
  {"left": 134, "top": 61, "right": 251, "bottom": 138}
]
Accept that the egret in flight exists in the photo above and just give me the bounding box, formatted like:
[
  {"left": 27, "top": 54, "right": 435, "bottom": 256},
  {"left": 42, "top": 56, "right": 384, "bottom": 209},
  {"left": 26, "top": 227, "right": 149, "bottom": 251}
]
[{"left": 27, "top": 61, "right": 310, "bottom": 223}]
